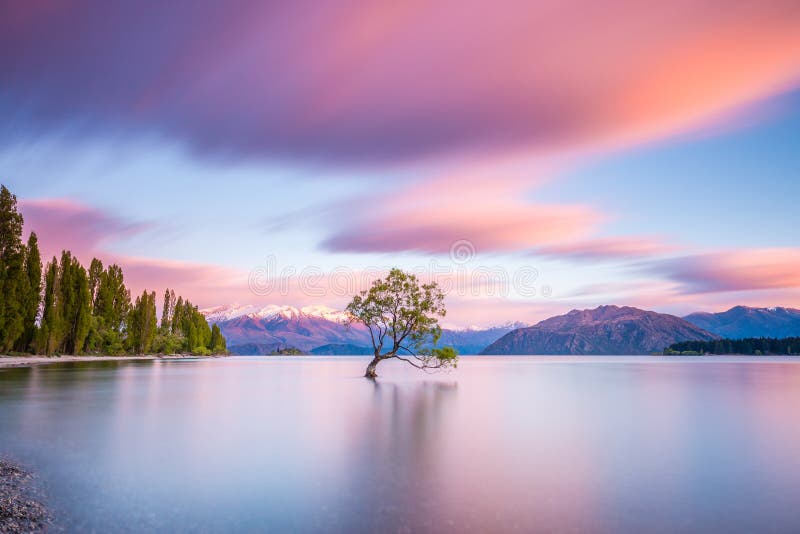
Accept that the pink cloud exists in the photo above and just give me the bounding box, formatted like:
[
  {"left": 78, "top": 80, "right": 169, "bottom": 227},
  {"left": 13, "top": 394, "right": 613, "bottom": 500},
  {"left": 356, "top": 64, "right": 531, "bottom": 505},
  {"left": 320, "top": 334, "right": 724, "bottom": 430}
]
[
  {"left": 323, "top": 200, "right": 599, "bottom": 254},
  {"left": 20, "top": 197, "right": 252, "bottom": 306},
  {"left": 2, "top": 1, "right": 798, "bottom": 164},
  {"left": 320, "top": 159, "right": 604, "bottom": 254},
  {"left": 20, "top": 198, "right": 150, "bottom": 261},
  {"left": 22, "top": 196, "right": 800, "bottom": 323},
  {"left": 7, "top": 1, "right": 800, "bottom": 265},
  {"left": 533, "top": 236, "right": 675, "bottom": 261},
  {"left": 651, "top": 248, "right": 800, "bottom": 294}
]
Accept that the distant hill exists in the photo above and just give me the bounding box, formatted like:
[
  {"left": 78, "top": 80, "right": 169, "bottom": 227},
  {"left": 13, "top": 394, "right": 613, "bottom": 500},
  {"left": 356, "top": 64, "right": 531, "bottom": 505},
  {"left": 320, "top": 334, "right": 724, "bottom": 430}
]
[
  {"left": 481, "top": 305, "right": 718, "bottom": 355},
  {"left": 684, "top": 306, "right": 800, "bottom": 339},
  {"left": 438, "top": 322, "right": 529, "bottom": 355},
  {"left": 202, "top": 304, "right": 525, "bottom": 355}
]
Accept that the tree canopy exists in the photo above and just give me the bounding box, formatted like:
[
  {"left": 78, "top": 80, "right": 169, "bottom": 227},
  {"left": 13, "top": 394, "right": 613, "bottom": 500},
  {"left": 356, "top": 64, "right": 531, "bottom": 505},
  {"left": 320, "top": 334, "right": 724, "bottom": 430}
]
[
  {"left": 0, "top": 183, "right": 226, "bottom": 356},
  {"left": 346, "top": 268, "right": 458, "bottom": 378}
]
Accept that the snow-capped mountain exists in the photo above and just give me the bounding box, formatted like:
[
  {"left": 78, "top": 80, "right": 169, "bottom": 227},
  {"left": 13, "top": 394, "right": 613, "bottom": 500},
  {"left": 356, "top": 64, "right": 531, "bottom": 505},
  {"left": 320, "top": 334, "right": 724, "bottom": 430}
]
[
  {"left": 199, "top": 304, "right": 366, "bottom": 355},
  {"left": 200, "top": 303, "right": 525, "bottom": 355},
  {"left": 199, "top": 304, "right": 263, "bottom": 323},
  {"left": 200, "top": 304, "right": 351, "bottom": 324}
]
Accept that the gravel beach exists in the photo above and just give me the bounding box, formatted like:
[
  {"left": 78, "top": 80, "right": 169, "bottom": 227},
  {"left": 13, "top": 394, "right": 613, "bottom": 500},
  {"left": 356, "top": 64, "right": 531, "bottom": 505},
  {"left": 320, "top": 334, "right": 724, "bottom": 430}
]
[{"left": 0, "top": 460, "right": 49, "bottom": 533}]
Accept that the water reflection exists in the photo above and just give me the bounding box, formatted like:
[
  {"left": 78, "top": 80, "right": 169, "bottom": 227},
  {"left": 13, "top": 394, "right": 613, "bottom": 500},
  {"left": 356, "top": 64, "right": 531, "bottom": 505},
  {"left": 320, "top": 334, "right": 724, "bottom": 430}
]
[
  {"left": 340, "top": 381, "right": 458, "bottom": 532},
  {"left": 2, "top": 357, "right": 800, "bottom": 532}
]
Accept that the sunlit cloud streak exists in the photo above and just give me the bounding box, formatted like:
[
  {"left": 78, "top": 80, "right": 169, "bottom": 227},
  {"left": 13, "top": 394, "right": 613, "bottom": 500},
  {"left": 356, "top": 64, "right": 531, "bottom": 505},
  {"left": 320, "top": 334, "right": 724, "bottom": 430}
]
[
  {"left": 20, "top": 198, "right": 150, "bottom": 261},
  {"left": 21, "top": 197, "right": 249, "bottom": 304},
  {"left": 532, "top": 237, "right": 676, "bottom": 261},
  {"left": 649, "top": 249, "right": 800, "bottom": 294},
  {"left": 322, "top": 200, "right": 599, "bottom": 254},
  {"left": 1, "top": 0, "right": 798, "bottom": 165}
]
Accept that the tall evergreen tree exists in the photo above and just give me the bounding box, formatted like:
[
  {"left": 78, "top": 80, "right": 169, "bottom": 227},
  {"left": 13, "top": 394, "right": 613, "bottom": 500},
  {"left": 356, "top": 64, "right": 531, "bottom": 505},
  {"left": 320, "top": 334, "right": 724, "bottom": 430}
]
[
  {"left": 94, "top": 264, "right": 131, "bottom": 333},
  {"left": 37, "top": 258, "right": 61, "bottom": 355},
  {"left": 88, "top": 258, "right": 104, "bottom": 311},
  {"left": 57, "top": 251, "right": 92, "bottom": 354},
  {"left": 84, "top": 262, "right": 130, "bottom": 354},
  {"left": 2, "top": 184, "right": 225, "bottom": 357},
  {"left": 160, "top": 288, "right": 176, "bottom": 333},
  {"left": 210, "top": 324, "right": 226, "bottom": 353},
  {"left": 129, "top": 290, "right": 157, "bottom": 354},
  {"left": 171, "top": 296, "right": 184, "bottom": 334},
  {"left": 17, "top": 232, "right": 42, "bottom": 352},
  {"left": 0, "top": 184, "right": 26, "bottom": 352}
]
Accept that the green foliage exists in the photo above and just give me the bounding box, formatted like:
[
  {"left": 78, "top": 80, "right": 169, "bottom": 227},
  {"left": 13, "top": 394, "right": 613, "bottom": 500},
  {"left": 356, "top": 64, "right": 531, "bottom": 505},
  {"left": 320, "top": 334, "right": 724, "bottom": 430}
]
[
  {"left": 94, "top": 263, "right": 131, "bottom": 334},
  {"left": 56, "top": 251, "right": 92, "bottom": 354},
  {"left": 36, "top": 251, "right": 92, "bottom": 355},
  {"left": 0, "top": 184, "right": 27, "bottom": 352},
  {"left": 0, "top": 184, "right": 226, "bottom": 357},
  {"left": 37, "top": 259, "right": 60, "bottom": 354},
  {"left": 18, "top": 233, "right": 42, "bottom": 352},
  {"left": 88, "top": 258, "right": 103, "bottom": 308},
  {"left": 210, "top": 323, "right": 226, "bottom": 353},
  {"left": 346, "top": 268, "right": 458, "bottom": 377},
  {"left": 430, "top": 345, "right": 459, "bottom": 366},
  {"left": 667, "top": 337, "right": 800, "bottom": 355},
  {"left": 128, "top": 290, "right": 158, "bottom": 354},
  {"left": 160, "top": 289, "right": 176, "bottom": 334},
  {"left": 153, "top": 331, "right": 185, "bottom": 354},
  {"left": 84, "top": 260, "right": 132, "bottom": 354},
  {"left": 270, "top": 347, "right": 303, "bottom": 355},
  {"left": 161, "top": 291, "right": 222, "bottom": 355}
]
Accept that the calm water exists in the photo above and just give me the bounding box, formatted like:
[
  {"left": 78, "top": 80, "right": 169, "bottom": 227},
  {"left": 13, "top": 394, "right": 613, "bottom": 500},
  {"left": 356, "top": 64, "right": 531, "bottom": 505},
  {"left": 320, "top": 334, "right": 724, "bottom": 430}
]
[{"left": 2, "top": 356, "right": 800, "bottom": 533}]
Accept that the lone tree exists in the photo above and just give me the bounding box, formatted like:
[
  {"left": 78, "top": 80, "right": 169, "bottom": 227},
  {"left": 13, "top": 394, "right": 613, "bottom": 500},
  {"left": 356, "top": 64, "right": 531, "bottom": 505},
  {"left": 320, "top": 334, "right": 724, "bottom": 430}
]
[{"left": 346, "top": 268, "right": 458, "bottom": 378}]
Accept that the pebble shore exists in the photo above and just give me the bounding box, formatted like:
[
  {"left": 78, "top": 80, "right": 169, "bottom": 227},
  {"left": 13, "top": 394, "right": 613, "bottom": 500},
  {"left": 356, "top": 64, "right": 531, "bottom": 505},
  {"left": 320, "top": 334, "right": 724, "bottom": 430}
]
[{"left": 0, "top": 460, "right": 49, "bottom": 533}]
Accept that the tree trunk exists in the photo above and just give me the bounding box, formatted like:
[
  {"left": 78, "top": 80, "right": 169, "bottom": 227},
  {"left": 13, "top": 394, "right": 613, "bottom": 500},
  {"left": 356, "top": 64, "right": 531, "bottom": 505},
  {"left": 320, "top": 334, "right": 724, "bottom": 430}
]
[{"left": 364, "top": 356, "right": 380, "bottom": 379}]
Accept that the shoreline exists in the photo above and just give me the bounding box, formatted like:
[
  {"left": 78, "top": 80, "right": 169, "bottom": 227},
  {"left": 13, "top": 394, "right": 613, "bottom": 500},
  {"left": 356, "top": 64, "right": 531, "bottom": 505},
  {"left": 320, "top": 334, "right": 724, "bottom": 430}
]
[
  {"left": 0, "top": 354, "right": 227, "bottom": 369},
  {"left": 0, "top": 459, "right": 49, "bottom": 533}
]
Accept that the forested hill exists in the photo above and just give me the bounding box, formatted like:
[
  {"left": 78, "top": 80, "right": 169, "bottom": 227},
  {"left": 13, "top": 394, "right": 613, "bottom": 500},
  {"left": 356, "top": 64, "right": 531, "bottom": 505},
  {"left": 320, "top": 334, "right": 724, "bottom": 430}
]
[
  {"left": 0, "top": 184, "right": 226, "bottom": 356},
  {"left": 667, "top": 337, "right": 800, "bottom": 355}
]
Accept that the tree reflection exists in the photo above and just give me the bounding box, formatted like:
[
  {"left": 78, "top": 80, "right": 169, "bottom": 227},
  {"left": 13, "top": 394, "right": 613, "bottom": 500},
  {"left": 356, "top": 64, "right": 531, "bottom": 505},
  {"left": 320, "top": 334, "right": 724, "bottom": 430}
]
[{"left": 338, "top": 380, "right": 458, "bottom": 532}]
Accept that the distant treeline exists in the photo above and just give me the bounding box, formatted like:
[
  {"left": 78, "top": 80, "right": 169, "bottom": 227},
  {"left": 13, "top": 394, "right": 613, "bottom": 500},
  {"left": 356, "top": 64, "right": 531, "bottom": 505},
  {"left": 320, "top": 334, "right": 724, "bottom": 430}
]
[
  {"left": 667, "top": 337, "right": 800, "bottom": 355},
  {"left": 0, "top": 184, "right": 226, "bottom": 356}
]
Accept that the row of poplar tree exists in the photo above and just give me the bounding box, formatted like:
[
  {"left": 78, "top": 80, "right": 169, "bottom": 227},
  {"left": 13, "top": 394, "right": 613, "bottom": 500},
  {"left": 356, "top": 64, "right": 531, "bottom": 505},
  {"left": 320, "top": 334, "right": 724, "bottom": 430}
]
[{"left": 0, "top": 184, "right": 226, "bottom": 355}]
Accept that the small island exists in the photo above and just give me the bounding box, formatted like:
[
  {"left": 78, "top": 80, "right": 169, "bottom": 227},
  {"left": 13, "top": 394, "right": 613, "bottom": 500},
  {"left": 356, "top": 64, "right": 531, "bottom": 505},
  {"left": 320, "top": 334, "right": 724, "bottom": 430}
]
[{"left": 269, "top": 347, "right": 305, "bottom": 355}]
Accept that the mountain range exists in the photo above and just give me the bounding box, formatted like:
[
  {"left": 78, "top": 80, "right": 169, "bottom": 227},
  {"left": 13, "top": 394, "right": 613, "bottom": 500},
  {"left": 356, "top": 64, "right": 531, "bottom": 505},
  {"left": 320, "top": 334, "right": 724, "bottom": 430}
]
[
  {"left": 481, "top": 305, "right": 718, "bottom": 355},
  {"left": 200, "top": 304, "right": 527, "bottom": 355},
  {"left": 201, "top": 304, "right": 800, "bottom": 356},
  {"left": 683, "top": 306, "right": 800, "bottom": 339}
]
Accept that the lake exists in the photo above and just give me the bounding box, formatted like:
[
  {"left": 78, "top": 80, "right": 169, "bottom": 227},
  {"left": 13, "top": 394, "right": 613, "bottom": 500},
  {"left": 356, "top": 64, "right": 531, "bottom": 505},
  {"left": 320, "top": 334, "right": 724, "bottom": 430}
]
[{"left": 2, "top": 356, "right": 800, "bottom": 533}]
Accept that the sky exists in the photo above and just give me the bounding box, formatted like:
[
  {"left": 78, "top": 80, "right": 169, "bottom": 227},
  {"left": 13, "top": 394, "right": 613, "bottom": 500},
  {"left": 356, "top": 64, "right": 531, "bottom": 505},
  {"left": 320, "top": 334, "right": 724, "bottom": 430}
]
[{"left": 1, "top": 0, "right": 799, "bottom": 327}]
